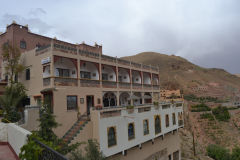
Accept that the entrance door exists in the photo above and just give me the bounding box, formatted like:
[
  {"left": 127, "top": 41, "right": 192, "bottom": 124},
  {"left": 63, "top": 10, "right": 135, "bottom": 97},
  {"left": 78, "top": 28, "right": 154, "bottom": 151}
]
[{"left": 86, "top": 95, "right": 94, "bottom": 115}]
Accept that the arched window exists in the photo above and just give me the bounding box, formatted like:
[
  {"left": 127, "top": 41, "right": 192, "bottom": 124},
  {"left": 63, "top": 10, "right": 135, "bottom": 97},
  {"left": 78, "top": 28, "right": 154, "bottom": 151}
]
[
  {"left": 108, "top": 126, "right": 117, "bottom": 147},
  {"left": 128, "top": 123, "right": 135, "bottom": 140},
  {"left": 155, "top": 115, "right": 161, "bottom": 134},
  {"left": 172, "top": 113, "right": 176, "bottom": 125},
  {"left": 165, "top": 114, "right": 169, "bottom": 128},
  {"left": 143, "top": 119, "right": 149, "bottom": 135}
]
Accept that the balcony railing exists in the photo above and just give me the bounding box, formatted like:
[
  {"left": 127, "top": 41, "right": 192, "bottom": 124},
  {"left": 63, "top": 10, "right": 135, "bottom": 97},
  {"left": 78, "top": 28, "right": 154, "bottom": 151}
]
[
  {"left": 80, "top": 79, "right": 100, "bottom": 87},
  {"left": 101, "top": 55, "right": 117, "bottom": 63},
  {"left": 54, "top": 43, "right": 77, "bottom": 55},
  {"left": 43, "top": 77, "right": 51, "bottom": 86},
  {"left": 54, "top": 77, "right": 78, "bottom": 86},
  {"left": 102, "top": 81, "right": 117, "bottom": 88},
  {"left": 118, "top": 82, "right": 131, "bottom": 89},
  {"left": 153, "top": 85, "right": 160, "bottom": 90},
  {"left": 36, "top": 44, "right": 51, "bottom": 54},
  {"left": 143, "top": 84, "right": 152, "bottom": 90},
  {"left": 117, "top": 59, "right": 130, "bottom": 66},
  {"left": 132, "top": 83, "right": 142, "bottom": 89},
  {"left": 131, "top": 62, "right": 142, "bottom": 69},
  {"left": 79, "top": 49, "right": 99, "bottom": 59}
]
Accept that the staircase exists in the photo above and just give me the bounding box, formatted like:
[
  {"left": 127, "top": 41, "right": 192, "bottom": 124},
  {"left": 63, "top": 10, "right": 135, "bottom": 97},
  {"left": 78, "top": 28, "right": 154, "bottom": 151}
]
[{"left": 62, "top": 114, "right": 90, "bottom": 144}]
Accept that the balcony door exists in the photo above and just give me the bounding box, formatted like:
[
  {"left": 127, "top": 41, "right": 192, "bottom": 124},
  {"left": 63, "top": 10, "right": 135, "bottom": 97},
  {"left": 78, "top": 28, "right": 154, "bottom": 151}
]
[{"left": 86, "top": 95, "right": 94, "bottom": 115}]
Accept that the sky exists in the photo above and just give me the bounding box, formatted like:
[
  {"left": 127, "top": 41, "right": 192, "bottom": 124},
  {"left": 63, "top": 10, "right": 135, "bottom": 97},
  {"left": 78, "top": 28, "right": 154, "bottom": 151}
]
[{"left": 0, "top": 0, "right": 239, "bottom": 73}]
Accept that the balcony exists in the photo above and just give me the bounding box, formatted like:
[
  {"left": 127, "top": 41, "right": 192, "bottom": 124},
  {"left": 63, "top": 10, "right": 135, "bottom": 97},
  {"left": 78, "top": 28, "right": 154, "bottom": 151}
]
[
  {"left": 118, "top": 82, "right": 131, "bottom": 89},
  {"left": 54, "top": 77, "right": 78, "bottom": 86},
  {"left": 80, "top": 79, "right": 100, "bottom": 87},
  {"left": 132, "top": 83, "right": 142, "bottom": 89},
  {"left": 79, "top": 49, "right": 99, "bottom": 59},
  {"left": 101, "top": 55, "right": 116, "bottom": 63},
  {"left": 117, "top": 59, "right": 130, "bottom": 66},
  {"left": 102, "top": 81, "right": 117, "bottom": 88},
  {"left": 43, "top": 77, "right": 50, "bottom": 86}
]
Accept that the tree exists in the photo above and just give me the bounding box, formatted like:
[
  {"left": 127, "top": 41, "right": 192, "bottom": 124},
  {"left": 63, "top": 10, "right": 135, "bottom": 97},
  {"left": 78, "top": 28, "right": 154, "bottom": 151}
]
[
  {"left": 0, "top": 83, "right": 27, "bottom": 122},
  {"left": 2, "top": 44, "right": 25, "bottom": 84},
  {"left": 70, "top": 139, "right": 106, "bottom": 160}
]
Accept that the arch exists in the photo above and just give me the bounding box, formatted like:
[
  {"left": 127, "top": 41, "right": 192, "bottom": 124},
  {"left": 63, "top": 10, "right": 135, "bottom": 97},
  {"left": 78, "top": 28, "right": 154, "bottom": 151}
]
[
  {"left": 119, "top": 92, "right": 130, "bottom": 106},
  {"left": 143, "top": 72, "right": 151, "bottom": 84},
  {"left": 54, "top": 57, "right": 77, "bottom": 78},
  {"left": 155, "top": 115, "right": 161, "bottom": 134},
  {"left": 80, "top": 61, "right": 99, "bottom": 80},
  {"left": 144, "top": 92, "right": 152, "bottom": 104},
  {"left": 165, "top": 114, "right": 169, "bottom": 128},
  {"left": 133, "top": 92, "right": 142, "bottom": 106},
  {"left": 128, "top": 123, "right": 135, "bottom": 140},
  {"left": 118, "top": 68, "right": 130, "bottom": 83},
  {"left": 103, "top": 92, "right": 117, "bottom": 107},
  {"left": 132, "top": 70, "right": 142, "bottom": 84},
  {"left": 108, "top": 126, "right": 117, "bottom": 147},
  {"left": 102, "top": 64, "right": 116, "bottom": 81}
]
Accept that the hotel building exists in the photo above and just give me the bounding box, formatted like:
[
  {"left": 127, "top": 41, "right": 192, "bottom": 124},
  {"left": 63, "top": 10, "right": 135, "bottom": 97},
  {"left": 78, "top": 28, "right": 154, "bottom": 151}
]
[{"left": 0, "top": 22, "right": 183, "bottom": 160}]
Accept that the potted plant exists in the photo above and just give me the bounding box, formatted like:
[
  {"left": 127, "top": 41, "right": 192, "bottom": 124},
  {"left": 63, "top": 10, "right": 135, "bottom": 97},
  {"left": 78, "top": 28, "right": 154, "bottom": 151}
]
[
  {"left": 153, "top": 101, "right": 159, "bottom": 110},
  {"left": 126, "top": 105, "right": 134, "bottom": 114}
]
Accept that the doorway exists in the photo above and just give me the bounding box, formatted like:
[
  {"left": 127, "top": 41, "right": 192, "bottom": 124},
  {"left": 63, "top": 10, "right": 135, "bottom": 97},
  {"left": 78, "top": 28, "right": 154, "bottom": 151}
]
[{"left": 86, "top": 95, "right": 94, "bottom": 115}]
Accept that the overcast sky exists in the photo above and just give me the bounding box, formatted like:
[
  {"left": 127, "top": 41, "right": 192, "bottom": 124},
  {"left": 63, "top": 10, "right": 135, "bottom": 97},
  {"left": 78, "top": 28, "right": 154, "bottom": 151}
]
[{"left": 0, "top": 0, "right": 239, "bottom": 73}]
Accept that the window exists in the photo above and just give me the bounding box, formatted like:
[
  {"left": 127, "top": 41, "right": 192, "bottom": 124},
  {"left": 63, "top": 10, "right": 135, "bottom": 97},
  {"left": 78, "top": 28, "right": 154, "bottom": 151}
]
[
  {"left": 172, "top": 113, "right": 176, "bottom": 125},
  {"left": 108, "top": 126, "right": 117, "bottom": 147},
  {"left": 20, "top": 40, "right": 26, "bottom": 49},
  {"left": 57, "top": 68, "right": 70, "bottom": 77},
  {"left": 166, "top": 114, "right": 169, "bottom": 128},
  {"left": 168, "top": 155, "right": 172, "bottom": 160},
  {"left": 128, "top": 123, "right": 135, "bottom": 140},
  {"left": 102, "top": 73, "right": 108, "bottom": 81},
  {"left": 80, "top": 71, "right": 91, "bottom": 79},
  {"left": 173, "top": 150, "right": 179, "bottom": 160},
  {"left": 155, "top": 115, "right": 161, "bottom": 134},
  {"left": 67, "top": 96, "right": 77, "bottom": 110},
  {"left": 26, "top": 68, "right": 30, "bottom": 80},
  {"left": 143, "top": 119, "right": 149, "bottom": 135}
]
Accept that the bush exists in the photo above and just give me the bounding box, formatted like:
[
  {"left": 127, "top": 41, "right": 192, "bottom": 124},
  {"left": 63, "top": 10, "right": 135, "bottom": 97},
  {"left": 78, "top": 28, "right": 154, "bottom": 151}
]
[
  {"left": 232, "top": 146, "right": 240, "bottom": 160},
  {"left": 126, "top": 105, "right": 134, "bottom": 109},
  {"left": 0, "top": 109, "right": 3, "bottom": 117},
  {"left": 200, "top": 113, "right": 214, "bottom": 121},
  {"left": 212, "top": 106, "right": 230, "bottom": 122},
  {"left": 191, "top": 103, "right": 211, "bottom": 112},
  {"left": 207, "top": 144, "right": 231, "bottom": 160}
]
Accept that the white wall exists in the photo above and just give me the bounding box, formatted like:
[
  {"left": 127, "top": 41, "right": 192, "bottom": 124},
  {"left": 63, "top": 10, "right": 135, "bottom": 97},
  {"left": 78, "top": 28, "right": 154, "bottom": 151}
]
[
  {"left": 143, "top": 73, "right": 151, "bottom": 84},
  {"left": 102, "top": 65, "right": 116, "bottom": 81},
  {"left": 7, "top": 123, "right": 31, "bottom": 155},
  {"left": 0, "top": 123, "right": 7, "bottom": 142},
  {"left": 132, "top": 71, "right": 141, "bottom": 84},
  {"left": 54, "top": 58, "right": 77, "bottom": 78},
  {"left": 80, "top": 62, "right": 99, "bottom": 80},
  {"left": 118, "top": 68, "right": 130, "bottom": 83},
  {"left": 98, "top": 104, "right": 183, "bottom": 157}
]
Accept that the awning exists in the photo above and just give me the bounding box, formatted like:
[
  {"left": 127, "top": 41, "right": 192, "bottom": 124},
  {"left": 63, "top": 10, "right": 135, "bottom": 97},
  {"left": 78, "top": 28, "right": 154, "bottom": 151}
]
[{"left": 40, "top": 87, "right": 56, "bottom": 93}]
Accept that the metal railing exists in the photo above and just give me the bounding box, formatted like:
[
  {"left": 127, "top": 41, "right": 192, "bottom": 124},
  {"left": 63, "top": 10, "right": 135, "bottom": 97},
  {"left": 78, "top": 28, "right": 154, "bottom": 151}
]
[
  {"left": 80, "top": 79, "right": 100, "bottom": 87},
  {"left": 143, "top": 84, "right": 152, "bottom": 89},
  {"left": 132, "top": 83, "right": 142, "bottom": 89},
  {"left": 118, "top": 82, "right": 131, "bottom": 89},
  {"left": 32, "top": 138, "right": 68, "bottom": 160},
  {"left": 102, "top": 81, "right": 117, "bottom": 88}
]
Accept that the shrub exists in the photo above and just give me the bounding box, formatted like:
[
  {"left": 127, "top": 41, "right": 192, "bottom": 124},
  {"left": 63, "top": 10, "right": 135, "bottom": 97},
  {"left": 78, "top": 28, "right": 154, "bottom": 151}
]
[
  {"left": 212, "top": 106, "right": 230, "bottom": 122},
  {"left": 126, "top": 105, "right": 134, "bottom": 109},
  {"left": 191, "top": 103, "right": 211, "bottom": 112},
  {"left": 153, "top": 101, "right": 159, "bottom": 106},
  {"left": 232, "top": 146, "right": 240, "bottom": 160},
  {"left": 207, "top": 144, "right": 231, "bottom": 160},
  {"left": 200, "top": 113, "right": 214, "bottom": 121}
]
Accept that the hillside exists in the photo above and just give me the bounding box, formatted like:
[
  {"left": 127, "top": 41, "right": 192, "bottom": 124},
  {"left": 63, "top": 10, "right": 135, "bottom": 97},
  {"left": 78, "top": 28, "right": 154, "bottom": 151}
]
[{"left": 122, "top": 52, "right": 240, "bottom": 99}]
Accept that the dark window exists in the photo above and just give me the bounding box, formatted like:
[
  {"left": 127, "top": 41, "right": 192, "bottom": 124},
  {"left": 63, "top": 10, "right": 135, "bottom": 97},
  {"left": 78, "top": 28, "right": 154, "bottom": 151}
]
[
  {"left": 143, "top": 119, "right": 149, "bottom": 135},
  {"left": 172, "top": 113, "right": 176, "bottom": 125},
  {"left": 166, "top": 114, "right": 169, "bottom": 128},
  {"left": 102, "top": 73, "right": 108, "bottom": 81},
  {"left": 80, "top": 71, "right": 91, "bottom": 79},
  {"left": 20, "top": 40, "right": 26, "bottom": 49},
  {"left": 14, "top": 73, "right": 18, "bottom": 83},
  {"left": 57, "top": 68, "right": 70, "bottom": 77},
  {"left": 173, "top": 150, "right": 179, "bottom": 160},
  {"left": 5, "top": 75, "right": 8, "bottom": 82},
  {"left": 67, "top": 96, "right": 77, "bottom": 110},
  {"left": 168, "top": 155, "right": 172, "bottom": 160},
  {"left": 26, "top": 68, "right": 30, "bottom": 80},
  {"left": 155, "top": 115, "right": 161, "bottom": 134},
  {"left": 108, "top": 127, "right": 117, "bottom": 147},
  {"left": 128, "top": 123, "right": 135, "bottom": 140}
]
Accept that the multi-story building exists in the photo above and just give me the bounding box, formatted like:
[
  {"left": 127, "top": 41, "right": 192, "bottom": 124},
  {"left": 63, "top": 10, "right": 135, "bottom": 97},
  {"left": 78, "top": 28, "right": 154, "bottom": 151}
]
[{"left": 0, "top": 22, "right": 184, "bottom": 160}]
